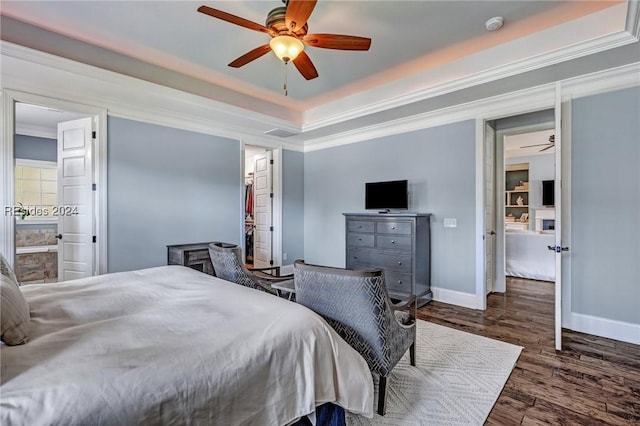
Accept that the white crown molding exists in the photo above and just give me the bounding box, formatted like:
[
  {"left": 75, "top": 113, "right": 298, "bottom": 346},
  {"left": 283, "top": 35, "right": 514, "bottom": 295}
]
[
  {"left": 302, "top": 61, "right": 640, "bottom": 152},
  {"left": 561, "top": 62, "right": 640, "bottom": 100},
  {"left": 569, "top": 312, "right": 640, "bottom": 345},
  {"left": 303, "top": 83, "right": 557, "bottom": 152},
  {"left": 627, "top": 0, "right": 640, "bottom": 38},
  {"left": 15, "top": 123, "right": 56, "bottom": 139},
  {"left": 302, "top": 3, "right": 636, "bottom": 132},
  {"left": 0, "top": 42, "right": 305, "bottom": 152}
]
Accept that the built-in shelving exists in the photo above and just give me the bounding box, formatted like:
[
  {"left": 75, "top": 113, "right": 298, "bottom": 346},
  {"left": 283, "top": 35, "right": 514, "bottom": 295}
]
[{"left": 505, "top": 163, "right": 530, "bottom": 229}]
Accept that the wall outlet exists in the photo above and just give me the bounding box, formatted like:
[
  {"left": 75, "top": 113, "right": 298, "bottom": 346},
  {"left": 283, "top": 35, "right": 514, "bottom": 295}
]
[
  {"left": 283, "top": 253, "right": 288, "bottom": 260},
  {"left": 444, "top": 218, "right": 457, "bottom": 228}
]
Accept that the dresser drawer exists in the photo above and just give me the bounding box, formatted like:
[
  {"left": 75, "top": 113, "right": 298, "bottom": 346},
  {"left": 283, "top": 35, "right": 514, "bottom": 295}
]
[
  {"left": 349, "top": 250, "right": 412, "bottom": 274},
  {"left": 384, "top": 271, "right": 412, "bottom": 293},
  {"left": 348, "top": 220, "right": 374, "bottom": 233},
  {"left": 186, "top": 249, "right": 210, "bottom": 263},
  {"left": 376, "top": 235, "right": 412, "bottom": 251},
  {"left": 376, "top": 221, "right": 412, "bottom": 235},
  {"left": 348, "top": 233, "right": 375, "bottom": 248}
]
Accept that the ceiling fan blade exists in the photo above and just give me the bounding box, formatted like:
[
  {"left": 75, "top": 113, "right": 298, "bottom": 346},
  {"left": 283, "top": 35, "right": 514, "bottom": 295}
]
[
  {"left": 303, "top": 34, "right": 371, "bottom": 50},
  {"left": 293, "top": 51, "right": 318, "bottom": 80},
  {"left": 228, "top": 44, "right": 272, "bottom": 68},
  {"left": 285, "top": 0, "right": 317, "bottom": 32},
  {"left": 198, "top": 6, "right": 274, "bottom": 35},
  {"left": 539, "top": 144, "right": 555, "bottom": 152}
]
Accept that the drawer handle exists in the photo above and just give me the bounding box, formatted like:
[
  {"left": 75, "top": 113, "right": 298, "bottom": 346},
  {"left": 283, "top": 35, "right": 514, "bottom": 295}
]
[
  {"left": 354, "top": 256, "right": 358, "bottom": 260},
  {"left": 391, "top": 240, "right": 395, "bottom": 244},
  {"left": 397, "top": 261, "right": 402, "bottom": 265},
  {"left": 358, "top": 225, "right": 362, "bottom": 228},
  {"left": 397, "top": 280, "right": 402, "bottom": 284},
  {"left": 358, "top": 238, "right": 362, "bottom": 241},
  {"left": 391, "top": 226, "right": 396, "bottom": 230}
]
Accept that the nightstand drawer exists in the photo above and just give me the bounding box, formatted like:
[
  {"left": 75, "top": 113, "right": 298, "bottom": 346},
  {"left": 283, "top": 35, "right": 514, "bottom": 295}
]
[
  {"left": 376, "top": 235, "right": 412, "bottom": 251},
  {"left": 348, "top": 220, "right": 374, "bottom": 233},
  {"left": 376, "top": 221, "right": 412, "bottom": 235},
  {"left": 348, "top": 233, "right": 375, "bottom": 248}
]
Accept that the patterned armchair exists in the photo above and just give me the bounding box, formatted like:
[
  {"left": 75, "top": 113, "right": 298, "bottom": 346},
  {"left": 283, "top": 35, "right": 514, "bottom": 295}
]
[
  {"left": 208, "top": 242, "right": 292, "bottom": 296},
  {"left": 293, "top": 260, "right": 417, "bottom": 416}
]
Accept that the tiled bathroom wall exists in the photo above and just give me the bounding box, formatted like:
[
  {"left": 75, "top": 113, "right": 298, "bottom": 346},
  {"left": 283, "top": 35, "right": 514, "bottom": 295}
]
[{"left": 15, "top": 225, "right": 58, "bottom": 284}]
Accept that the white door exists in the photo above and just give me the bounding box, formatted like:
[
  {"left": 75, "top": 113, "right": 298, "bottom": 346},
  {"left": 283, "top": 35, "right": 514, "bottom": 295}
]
[
  {"left": 553, "top": 86, "right": 564, "bottom": 351},
  {"left": 57, "top": 117, "right": 94, "bottom": 281},
  {"left": 253, "top": 151, "right": 273, "bottom": 268},
  {"left": 484, "top": 122, "right": 497, "bottom": 294}
]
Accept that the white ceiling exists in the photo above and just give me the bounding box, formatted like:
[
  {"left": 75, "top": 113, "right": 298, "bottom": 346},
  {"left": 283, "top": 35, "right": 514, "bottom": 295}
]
[
  {"left": 2, "top": 1, "right": 632, "bottom": 124},
  {"left": 15, "top": 103, "right": 89, "bottom": 139},
  {"left": 504, "top": 129, "right": 555, "bottom": 158}
]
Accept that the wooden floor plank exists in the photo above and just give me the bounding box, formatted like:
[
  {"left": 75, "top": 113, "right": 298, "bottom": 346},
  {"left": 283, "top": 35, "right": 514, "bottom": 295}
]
[{"left": 417, "top": 277, "right": 640, "bottom": 425}]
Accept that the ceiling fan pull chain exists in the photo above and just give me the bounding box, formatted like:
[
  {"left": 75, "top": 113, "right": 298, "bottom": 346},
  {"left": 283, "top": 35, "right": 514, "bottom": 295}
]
[{"left": 283, "top": 62, "right": 289, "bottom": 96}]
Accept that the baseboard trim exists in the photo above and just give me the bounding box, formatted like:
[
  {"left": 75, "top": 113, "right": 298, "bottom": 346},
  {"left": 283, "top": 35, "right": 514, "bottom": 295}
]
[
  {"left": 569, "top": 312, "right": 640, "bottom": 345},
  {"left": 431, "top": 286, "right": 483, "bottom": 310}
]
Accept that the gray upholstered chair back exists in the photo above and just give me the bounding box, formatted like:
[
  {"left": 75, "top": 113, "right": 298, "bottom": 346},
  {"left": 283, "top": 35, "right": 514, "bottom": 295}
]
[
  {"left": 208, "top": 242, "right": 275, "bottom": 294},
  {"left": 293, "top": 260, "right": 415, "bottom": 378}
]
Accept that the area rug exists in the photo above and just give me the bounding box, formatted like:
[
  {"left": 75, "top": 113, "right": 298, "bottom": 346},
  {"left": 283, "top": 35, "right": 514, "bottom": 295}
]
[{"left": 347, "top": 320, "right": 523, "bottom": 425}]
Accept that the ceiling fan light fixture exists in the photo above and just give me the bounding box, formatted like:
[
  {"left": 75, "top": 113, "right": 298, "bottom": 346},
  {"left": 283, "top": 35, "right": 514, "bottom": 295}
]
[{"left": 270, "top": 35, "right": 304, "bottom": 62}]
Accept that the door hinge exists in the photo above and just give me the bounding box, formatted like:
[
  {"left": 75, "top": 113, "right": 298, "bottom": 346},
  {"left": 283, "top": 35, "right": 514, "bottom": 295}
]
[
  {"left": 270, "top": 159, "right": 274, "bottom": 165},
  {"left": 92, "top": 236, "right": 97, "bottom": 243},
  {"left": 92, "top": 183, "right": 96, "bottom": 191},
  {"left": 269, "top": 193, "right": 274, "bottom": 198},
  {"left": 269, "top": 226, "right": 274, "bottom": 232},
  {"left": 92, "top": 131, "right": 96, "bottom": 139},
  {"left": 269, "top": 259, "right": 274, "bottom": 265}
]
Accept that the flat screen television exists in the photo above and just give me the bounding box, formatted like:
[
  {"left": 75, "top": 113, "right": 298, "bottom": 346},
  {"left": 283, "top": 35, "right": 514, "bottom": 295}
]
[
  {"left": 365, "top": 180, "right": 408, "bottom": 210},
  {"left": 542, "top": 180, "right": 554, "bottom": 206}
]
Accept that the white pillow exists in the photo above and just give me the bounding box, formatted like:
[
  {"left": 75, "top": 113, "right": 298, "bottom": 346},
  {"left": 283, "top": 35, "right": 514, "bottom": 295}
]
[{"left": 1, "top": 274, "right": 31, "bottom": 345}]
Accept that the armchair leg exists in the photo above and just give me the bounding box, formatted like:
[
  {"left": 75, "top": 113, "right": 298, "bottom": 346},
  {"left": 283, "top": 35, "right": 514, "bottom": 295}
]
[
  {"left": 409, "top": 342, "right": 416, "bottom": 366},
  {"left": 377, "top": 376, "right": 388, "bottom": 416}
]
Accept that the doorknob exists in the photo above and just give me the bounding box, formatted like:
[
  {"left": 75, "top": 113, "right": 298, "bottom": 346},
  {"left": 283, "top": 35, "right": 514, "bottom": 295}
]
[
  {"left": 55, "top": 234, "right": 63, "bottom": 240},
  {"left": 548, "top": 245, "right": 569, "bottom": 253}
]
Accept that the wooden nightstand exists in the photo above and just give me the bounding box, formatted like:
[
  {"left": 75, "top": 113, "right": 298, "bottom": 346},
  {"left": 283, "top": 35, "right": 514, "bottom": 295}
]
[{"left": 167, "top": 242, "right": 214, "bottom": 275}]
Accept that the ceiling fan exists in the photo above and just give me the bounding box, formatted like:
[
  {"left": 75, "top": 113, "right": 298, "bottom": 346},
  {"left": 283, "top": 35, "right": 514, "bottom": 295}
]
[
  {"left": 522, "top": 134, "right": 555, "bottom": 152},
  {"left": 197, "top": 0, "right": 371, "bottom": 81}
]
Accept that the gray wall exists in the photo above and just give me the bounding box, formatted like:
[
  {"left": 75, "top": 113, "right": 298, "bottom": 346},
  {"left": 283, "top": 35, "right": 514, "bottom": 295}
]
[
  {"left": 107, "top": 117, "right": 241, "bottom": 272},
  {"left": 304, "top": 120, "right": 477, "bottom": 294},
  {"left": 281, "top": 149, "right": 304, "bottom": 265},
  {"left": 571, "top": 86, "right": 640, "bottom": 325},
  {"left": 15, "top": 134, "right": 56, "bottom": 161}
]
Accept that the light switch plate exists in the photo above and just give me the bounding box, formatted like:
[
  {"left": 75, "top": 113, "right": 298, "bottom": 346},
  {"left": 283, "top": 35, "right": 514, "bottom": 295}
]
[{"left": 444, "top": 218, "right": 457, "bottom": 228}]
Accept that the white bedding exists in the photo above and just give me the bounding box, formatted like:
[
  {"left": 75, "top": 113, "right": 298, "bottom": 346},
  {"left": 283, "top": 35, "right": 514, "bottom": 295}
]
[
  {"left": 505, "top": 231, "right": 555, "bottom": 281},
  {"left": 0, "top": 266, "right": 374, "bottom": 425}
]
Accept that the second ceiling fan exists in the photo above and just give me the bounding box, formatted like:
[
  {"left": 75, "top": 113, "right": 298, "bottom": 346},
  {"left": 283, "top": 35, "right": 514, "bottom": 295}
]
[{"left": 198, "top": 0, "right": 371, "bottom": 80}]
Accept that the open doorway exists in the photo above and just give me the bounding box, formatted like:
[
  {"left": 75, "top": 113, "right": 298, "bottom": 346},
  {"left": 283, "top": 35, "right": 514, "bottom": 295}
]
[
  {"left": 486, "top": 109, "right": 557, "bottom": 296},
  {"left": 11, "top": 102, "right": 94, "bottom": 284}
]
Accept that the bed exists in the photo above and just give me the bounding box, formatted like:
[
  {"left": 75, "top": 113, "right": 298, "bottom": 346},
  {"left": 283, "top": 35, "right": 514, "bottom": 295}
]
[
  {"left": 505, "top": 230, "right": 555, "bottom": 281},
  {"left": 0, "top": 266, "right": 374, "bottom": 425}
]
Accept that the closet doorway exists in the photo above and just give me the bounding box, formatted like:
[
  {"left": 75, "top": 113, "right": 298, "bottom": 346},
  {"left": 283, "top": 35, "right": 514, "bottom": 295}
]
[{"left": 244, "top": 145, "right": 275, "bottom": 269}]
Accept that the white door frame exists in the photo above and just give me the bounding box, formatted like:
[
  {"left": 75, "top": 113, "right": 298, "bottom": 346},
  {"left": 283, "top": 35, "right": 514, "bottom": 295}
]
[
  {"left": 1, "top": 89, "right": 108, "bottom": 274},
  {"left": 239, "top": 141, "right": 283, "bottom": 267},
  {"left": 475, "top": 83, "right": 570, "bottom": 350},
  {"left": 474, "top": 84, "right": 557, "bottom": 310}
]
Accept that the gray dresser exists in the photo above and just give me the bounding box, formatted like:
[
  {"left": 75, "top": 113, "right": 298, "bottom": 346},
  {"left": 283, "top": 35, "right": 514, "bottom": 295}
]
[{"left": 344, "top": 213, "right": 432, "bottom": 306}]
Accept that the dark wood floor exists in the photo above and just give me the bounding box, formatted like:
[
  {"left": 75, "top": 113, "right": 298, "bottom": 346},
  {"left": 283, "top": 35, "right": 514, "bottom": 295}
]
[{"left": 417, "top": 277, "right": 640, "bottom": 425}]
